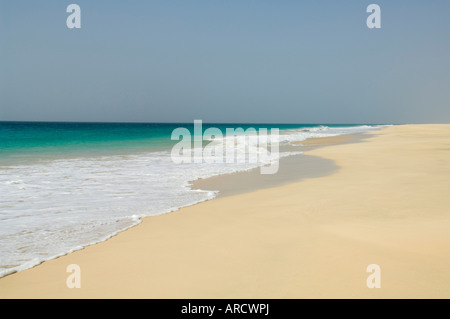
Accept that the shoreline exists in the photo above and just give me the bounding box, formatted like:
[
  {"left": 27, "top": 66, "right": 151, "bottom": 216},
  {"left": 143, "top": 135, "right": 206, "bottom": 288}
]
[
  {"left": 191, "top": 133, "right": 368, "bottom": 198},
  {"left": 1, "top": 124, "right": 449, "bottom": 298},
  {"left": 0, "top": 132, "right": 365, "bottom": 279}
]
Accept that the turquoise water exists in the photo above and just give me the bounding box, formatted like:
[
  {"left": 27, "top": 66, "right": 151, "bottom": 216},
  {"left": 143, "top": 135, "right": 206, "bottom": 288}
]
[
  {"left": 0, "top": 122, "right": 178, "bottom": 163},
  {"left": 0, "top": 121, "right": 383, "bottom": 277},
  {"left": 0, "top": 121, "right": 370, "bottom": 158}
]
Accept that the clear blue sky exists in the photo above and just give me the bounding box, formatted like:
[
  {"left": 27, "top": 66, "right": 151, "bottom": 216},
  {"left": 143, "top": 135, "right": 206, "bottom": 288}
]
[{"left": 1, "top": 0, "right": 449, "bottom": 123}]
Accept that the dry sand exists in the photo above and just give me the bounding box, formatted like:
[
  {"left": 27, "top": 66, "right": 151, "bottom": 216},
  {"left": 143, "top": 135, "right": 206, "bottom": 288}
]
[{"left": 0, "top": 124, "right": 449, "bottom": 298}]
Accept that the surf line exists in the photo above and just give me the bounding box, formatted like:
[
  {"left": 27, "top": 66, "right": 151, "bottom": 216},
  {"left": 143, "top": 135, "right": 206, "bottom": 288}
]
[{"left": 171, "top": 120, "right": 280, "bottom": 175}]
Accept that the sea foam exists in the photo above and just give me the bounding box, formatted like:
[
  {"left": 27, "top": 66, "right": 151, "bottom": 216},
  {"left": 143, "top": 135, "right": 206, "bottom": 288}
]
[{"left": 0, "top": 125, "right": 383, "bottom": 277}]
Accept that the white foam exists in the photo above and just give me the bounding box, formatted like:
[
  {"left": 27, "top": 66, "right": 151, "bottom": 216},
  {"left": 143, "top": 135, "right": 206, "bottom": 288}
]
[
  {"left": 277, "top": 125, "right": 386, "bottom": 144},
  {"left": 0, "top": 125, "right": 383, "bottom": 277}
]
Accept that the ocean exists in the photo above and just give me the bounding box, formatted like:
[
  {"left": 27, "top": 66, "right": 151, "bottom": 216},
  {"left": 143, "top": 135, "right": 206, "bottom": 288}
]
[{"left": 0, "top": 121, "right": 383, "bottom": 277}]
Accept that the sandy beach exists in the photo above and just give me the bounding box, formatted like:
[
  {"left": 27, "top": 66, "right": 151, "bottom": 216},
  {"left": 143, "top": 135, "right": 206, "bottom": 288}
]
[{"left": 1, "top": 124, "right": 449, "bottom": 298}]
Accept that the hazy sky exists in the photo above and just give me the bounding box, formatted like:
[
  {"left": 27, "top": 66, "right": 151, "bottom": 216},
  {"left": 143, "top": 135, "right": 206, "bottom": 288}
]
[{"left": 1, "top": 0, "right": 450, "bottom": 124}]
